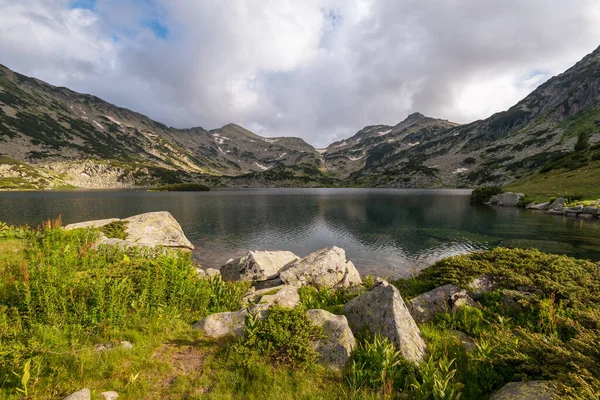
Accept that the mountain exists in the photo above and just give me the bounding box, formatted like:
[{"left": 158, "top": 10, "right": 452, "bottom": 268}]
[
  {"left": 0, "top": 64, "right": 325, "bottom": 188},
  {"left": 1, "top": 44, "right": 599, "bottom": 190},
  {"left": 346, "top": 45, "right": 600, "bottom": 188}
]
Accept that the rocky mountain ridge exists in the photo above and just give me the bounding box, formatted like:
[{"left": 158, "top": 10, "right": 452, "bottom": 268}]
[{"left": 1, "top": 44, "right": 600, "bottom": 189}]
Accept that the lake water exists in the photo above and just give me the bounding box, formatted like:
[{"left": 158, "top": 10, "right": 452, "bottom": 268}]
[{"left": 0, "top": 188, "right": 599, "bottom": 278}]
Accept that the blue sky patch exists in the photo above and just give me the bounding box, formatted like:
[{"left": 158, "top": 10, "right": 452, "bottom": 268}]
[
  {"left": 143, "top": 19, "right": 169, "bottom": 39},
  {"left": 70, "top": 0, "right": 96, "bottom": 11}
]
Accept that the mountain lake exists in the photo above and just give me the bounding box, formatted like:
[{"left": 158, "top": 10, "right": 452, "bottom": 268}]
[{"left": 1, "top": 188, "right": 599, "bottom": 278}]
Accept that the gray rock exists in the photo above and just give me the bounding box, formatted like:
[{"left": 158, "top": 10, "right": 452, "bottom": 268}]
[
  {"left": 196, "top": 267, "right": 207, "bottom": 278},
  {"left": 342, "top": 281, "right": 427, "bottom": 364},
  {"left": 489, "top": 381, "right": 557, "bottom": 400},
  {"left": 253, "top": 277, "right": 284, "bottom": 290},
  {"left": 65, "top": 218, "right": 120, "bottom": 230},
  {"left": 244, "top": 285, "right": 300, "bottom": 311},
  {"left": 496, "top": 192, "right": 522, "bottom": 207},
  {"left": 306, "top": 309, "right": 355, "bottom": 370},
  {"left": 206, "top": 268, "right": 221, "bottom": 278},
  {"left": 220, "top": 250, "right": 299, "bottom": 282},
  {"left": 564, "top": 205, "right": 583, "bottom": 214},
  {"left": 280, "top": 247, "right": 362, "bottom": 289},
  {"left": 407, "top": 284, "right": 461, "bottom": 323},
  {"left": 120, "top": 341, "right": 133, "bottom": 350},
  {"left": 526, "top": 202, "right": 550, "bottom": 210},
  {"left": 450, "top": 290, "right": 476, "bottom": 309},
  {"left": 121, "top": 212, "right": 193, "bottom": 250},
  {"left": 193, "top": 309, "right": 267, "bottom": 338},
  {"left": 583, "top": 206, "right": 600, "bottom": 215},
  {"left": 468, "top": 275, "right": 498, "bottom": 299},
  {"left": 546, "top": 209, "right": 564, "bottom": 215},
  {"left": 489, "top": 195, "right": 500, "bottom": 204},
  {"left": 100, "top": 391, "right": 119, "bottom": 400},
  {"left": 63, "top": 389, "right": 91, "bottom": 400},
  {"left": 450, "top": 330, "right": 476, "bottom": 353},
  {"left": 193, "top": 310, "right": 250, "bottom": 338},
  {"left": 549, "top": 197, "right": 565, "bottom": 210},
  {"left": 67, "top": 211, "right": 194, "bottom": 250}
]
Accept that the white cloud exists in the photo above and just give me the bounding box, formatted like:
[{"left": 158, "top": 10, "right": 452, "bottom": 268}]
[{"left": 0, "top": 0, "right": 599, "bottom": 147}]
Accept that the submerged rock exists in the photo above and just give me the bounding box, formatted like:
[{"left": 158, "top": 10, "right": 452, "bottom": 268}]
[
  {"left": 342, "top": 281, "right": 427, "bottom": 363},
  {"left": 307, "top": 309, "right": 355, "bottom": 370},
  {"left": 220, "top": 250, "right": 299, "bottom": 282},
  {"left": 63, "top": 389, "right": 91, "bottom": 400},
  {"left": 66, "top": 211, "right": 194, "bottom": 250},
  {"left": 489, "top": 381, "right": 556, "bottom": 400},
  {"left": 280, "top": 246, "right": 362, "bottom": 289}
]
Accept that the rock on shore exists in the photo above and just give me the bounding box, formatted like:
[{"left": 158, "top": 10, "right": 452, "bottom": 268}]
[{"left": 65, "top": 211, "right": 194, "bottom": 250}]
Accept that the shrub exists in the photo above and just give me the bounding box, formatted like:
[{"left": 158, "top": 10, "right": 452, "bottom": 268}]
[
  {"left": 574, "top": 128, "right": 590, "bottom": 152},
  {"left": 153, "top": 183, "right": 210, "bottom": 192},
  {"left": 298, "top": 286, "right": 362, "bottom": 314},
  {"left": 470, "top": 186, "right": 502, "bottom": 204},
  {"left": 235, "top": 307, "right": 323, "bottom": 368},
  {"left": 346, "top": 334, "right": 417, "bottom": 395},
  {"left": 463, "top": 157, "right": 477, "bottom": 165}
]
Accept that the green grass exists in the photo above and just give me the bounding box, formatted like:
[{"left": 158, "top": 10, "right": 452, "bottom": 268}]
[
  {"left": 505, "top": 159, "right": 600, "bottom": 201},
  {"left": 392, "top": 248, "right": 600, "bottom": 399},
  {"left": 2, "top": 222, "right": 599, "bottom": 399}
]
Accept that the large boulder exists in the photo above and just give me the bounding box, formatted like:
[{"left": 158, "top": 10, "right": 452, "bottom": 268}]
[
  {"left": 342, "top": 281, "right": 427, "bottom": 364},
  {"left": 495, "top": 192, "right": 522, "bottom": 207},
  {"left": 407, "top": 284, "right": 462, "bottom": 323},
  {"left": 220, "top": 250, "right": 299, "bottom": 282},
  {"left": 65, "top": 212, "right": 193, "bottom": 250},
  {"left": 279, "top": 247, "right": 362, "bottom": 289},
  {"left": 307, "top": 309, "right": 355, "bottom": 370},
  {"left": 489, "top": 381, "right": 557, "bottom": 400}
]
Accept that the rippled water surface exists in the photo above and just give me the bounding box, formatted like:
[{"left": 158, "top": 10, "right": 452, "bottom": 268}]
[{"left": 1, "top": 188, "right": 599, "bottom": 278}]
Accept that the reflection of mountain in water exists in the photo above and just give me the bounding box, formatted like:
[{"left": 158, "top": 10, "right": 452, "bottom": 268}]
[{"left": 0, "top": 188, "right": 599, "bottom": 278}]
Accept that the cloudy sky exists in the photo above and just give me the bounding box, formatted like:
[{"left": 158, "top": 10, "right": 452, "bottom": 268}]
[{"left": 1, "top": 0, "right": 599, "bottom": 147}]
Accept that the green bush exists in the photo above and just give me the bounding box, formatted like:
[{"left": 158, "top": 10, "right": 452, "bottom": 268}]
[
  {"left": 574, "top": 128, "right": 590, "bottom": 152},
  {"left": 470, "top": 186, "right": 502, "bottom": 204},
  {"left": 346, "top": 334, "right": 417, "bottom": 395},
  {"left": 235, "top": 307, "right": 323, "bottom": 368},
  {"left": 298, "top": 286, "right": 363, "bottom": 314}
]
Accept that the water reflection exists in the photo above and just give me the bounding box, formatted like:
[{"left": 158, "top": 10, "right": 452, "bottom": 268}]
[{"left": 0, "top": 188, "right": 598, "bottom": 278}]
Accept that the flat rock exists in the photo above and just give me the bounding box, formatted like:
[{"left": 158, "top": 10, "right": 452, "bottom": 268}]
[
  {"left": 583, "top": 206, "right": 599, "bottom": 215},
  {"left": 489, "top": 381, "right": 557, "bottom": 400},
  {"left": 65, "top": 218, "right": 120, "bottom": 230},
  {"left": 245, "top": 285, "right": 300, "bottom": 312},
  {"left": 63, "top": 389, "right": 91, "bottom": 400},
  {"left": 407, "top": 284, "right": 461, "bottom": 323},
  {"left": 67, "top": 212, "right": 194, "bottom": 250},
  {"left": 526, "top": 202, "right": 550, "bottom": 210},
  {"left": 307, "top": 309, "right": 355, "bottom": 370},
  {"left": 342, "top": 281, "right": 427, "bottom": 364},
  {"left": 279, "top": 246, "right": 362, "bottom": 289},
  {"left": 220, "top": 250, "right": 299, "bottom": 282},
  {"left": 193, "top": 310, "right": 250, "bottom": 338},
  {"left": 121, "top": 212, "right": 193, "bottom": 250}
]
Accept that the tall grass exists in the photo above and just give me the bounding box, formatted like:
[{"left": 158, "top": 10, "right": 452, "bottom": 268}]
[{"left": 0, "top": 224, "right": 249, "bottom": 397}]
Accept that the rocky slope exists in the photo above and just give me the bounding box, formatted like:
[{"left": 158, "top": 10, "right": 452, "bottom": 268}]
[
  {"left": 1, "top": 44, "right": 599, "bottom": 189},
  {"left": 348, "top": 45, "right": 600, "bottom": 188}
]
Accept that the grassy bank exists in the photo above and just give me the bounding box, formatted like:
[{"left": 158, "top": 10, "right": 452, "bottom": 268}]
[
  {"left": 504, "top": 157, "right": 600, "bottom": 202},
  {"left": 1, "top": 222, "right": 599, "bottom": 399}
]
